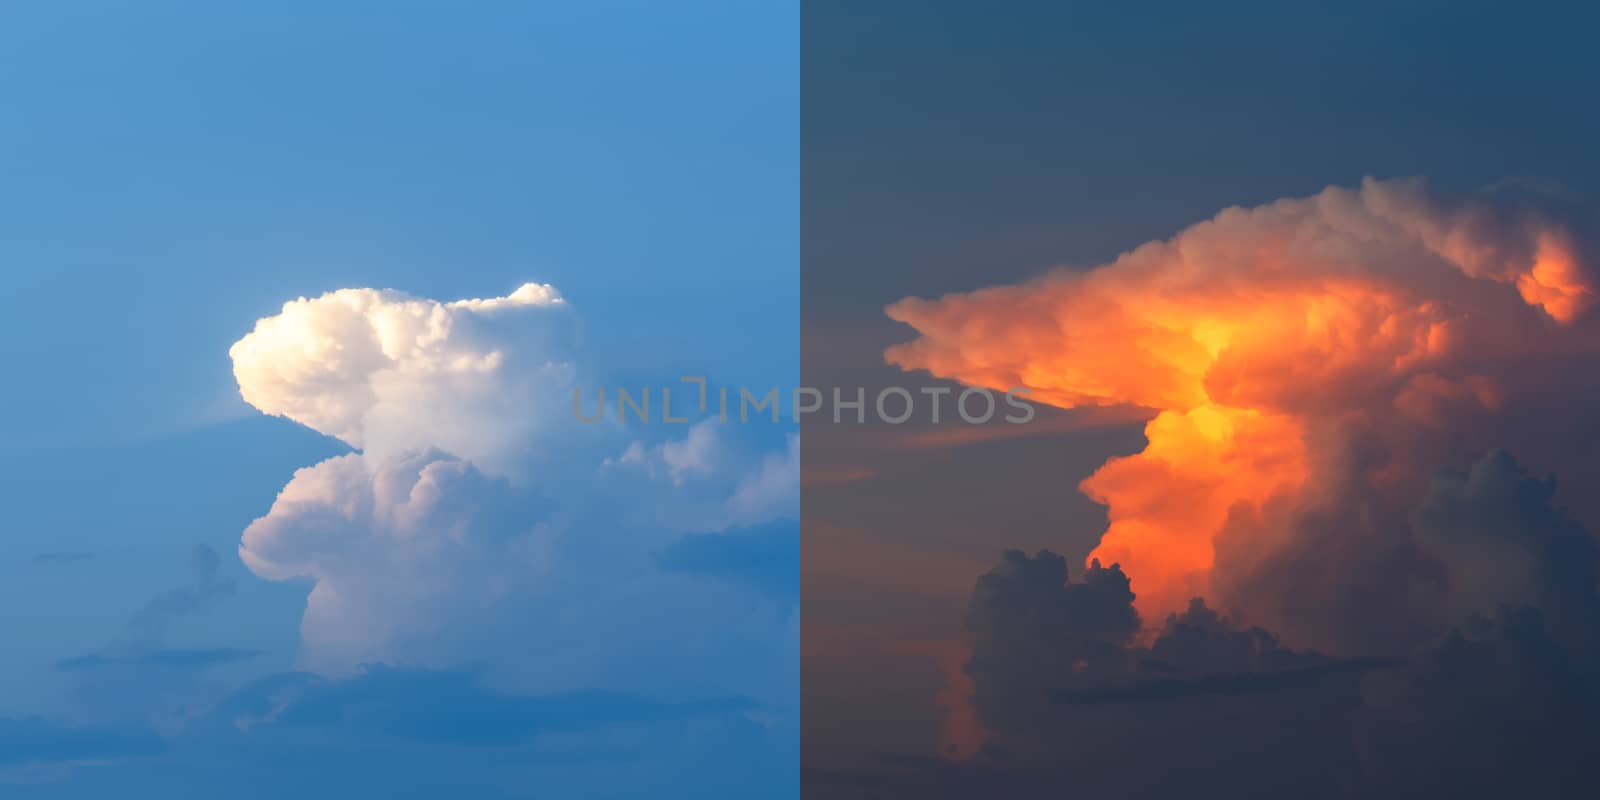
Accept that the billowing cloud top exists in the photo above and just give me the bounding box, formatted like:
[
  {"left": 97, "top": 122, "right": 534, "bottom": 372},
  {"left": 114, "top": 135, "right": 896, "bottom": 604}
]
[
  {"left": 886, "top": 177, "right": 1600, "bottom": 650},
  {"left": 229, "top": 282, "right": 571, "bottom": 474},
  {"left": 888, "top": 178, "right": 1593, "bottom": 415},
  {"left": 229, "top": 283, "right": 797, "bottom": 703}
]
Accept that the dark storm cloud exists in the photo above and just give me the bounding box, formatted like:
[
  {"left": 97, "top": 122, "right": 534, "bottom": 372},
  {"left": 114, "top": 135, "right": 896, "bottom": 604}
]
[
  {"left": 1049, "top": 657, "right": 1395, "bottom": 706},
  {"left": 1411, "top": 450, "right": 1600, "bottom": 640},
  {"left": 1217, "top": 446, "right": 1600, "bottom": 658},
  {"left": 962, "top": 550, "right": 1137, "bottom": 737},
  {"left": 1357, "top": 606, "right": 1600, "bottom": 799},
  {"left": 962, "top": 549, "right": 1354, "bottom": 739},
  {"left": 840, "top": 450, "right": 1600, "bottom": 798}
]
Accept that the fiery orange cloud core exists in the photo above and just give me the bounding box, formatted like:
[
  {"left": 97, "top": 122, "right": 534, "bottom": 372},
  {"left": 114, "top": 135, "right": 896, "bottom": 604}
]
[{"left": 886, "top": 178, "right": 1597, "bottom": 625}]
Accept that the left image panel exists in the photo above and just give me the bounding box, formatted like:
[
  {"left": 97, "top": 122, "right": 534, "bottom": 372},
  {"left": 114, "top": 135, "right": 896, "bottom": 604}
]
[{"left": 0, "top": 3, "right": 797, "bottom": 797}]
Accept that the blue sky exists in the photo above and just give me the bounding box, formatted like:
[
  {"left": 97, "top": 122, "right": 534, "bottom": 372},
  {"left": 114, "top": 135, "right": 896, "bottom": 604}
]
[{"left": 0, "top": 2, "right": 796, "bottom": 796}]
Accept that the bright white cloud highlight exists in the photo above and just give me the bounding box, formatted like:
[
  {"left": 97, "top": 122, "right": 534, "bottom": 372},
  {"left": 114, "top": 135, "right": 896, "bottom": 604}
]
[
  {"left": 230, "top": 283, "right": 797, "bottom": 702},
  {"left": 229, "top": 282, "right": 572, "bottom": 475}
]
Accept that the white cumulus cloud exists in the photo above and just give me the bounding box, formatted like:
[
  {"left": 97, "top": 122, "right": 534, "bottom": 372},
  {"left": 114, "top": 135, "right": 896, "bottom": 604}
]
[
  {"left": 230, "top": 283, "right": 797, "bottom": 704},
  {"left": 229, "top": 282, "right": 574, "bottom": 476}
]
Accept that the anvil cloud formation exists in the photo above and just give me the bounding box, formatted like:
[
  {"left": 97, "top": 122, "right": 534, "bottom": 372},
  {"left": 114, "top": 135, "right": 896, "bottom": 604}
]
[
  {"left": 889, "top": 178, "right": 1600, "bottom": 655},
  {"left": 873, "top": 179, "right": 1600, "bottom": 795}
]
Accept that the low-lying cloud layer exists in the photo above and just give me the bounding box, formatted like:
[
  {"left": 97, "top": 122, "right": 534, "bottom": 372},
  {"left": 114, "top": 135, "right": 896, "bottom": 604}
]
[
  {"left": 834, "top": 468, "right": 1600, "bottom": 797},
  {"left": 5, "top": 665, "right": 788, "bottom": 798}
]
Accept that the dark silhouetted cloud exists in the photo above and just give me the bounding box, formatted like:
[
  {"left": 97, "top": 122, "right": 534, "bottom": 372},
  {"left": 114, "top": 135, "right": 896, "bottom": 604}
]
[{"left": 843, "top": 450, "right": 1600, "bottom": 798}]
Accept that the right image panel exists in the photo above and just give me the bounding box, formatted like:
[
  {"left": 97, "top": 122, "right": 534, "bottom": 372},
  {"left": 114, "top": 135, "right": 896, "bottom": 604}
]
[{"left": 802, "top": 3, "right": 1600, "bottom": 798}]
